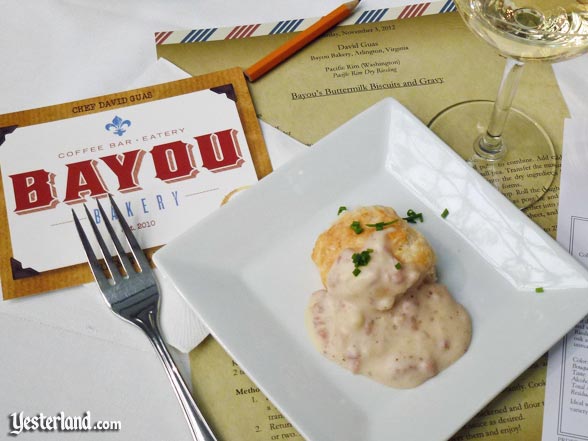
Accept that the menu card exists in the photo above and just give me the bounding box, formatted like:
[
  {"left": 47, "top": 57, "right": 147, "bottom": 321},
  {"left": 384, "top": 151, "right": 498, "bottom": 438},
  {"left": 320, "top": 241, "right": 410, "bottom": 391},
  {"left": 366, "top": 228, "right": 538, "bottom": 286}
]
[{"left": 0, "top": 67, "right": 272, "bottom": 299}]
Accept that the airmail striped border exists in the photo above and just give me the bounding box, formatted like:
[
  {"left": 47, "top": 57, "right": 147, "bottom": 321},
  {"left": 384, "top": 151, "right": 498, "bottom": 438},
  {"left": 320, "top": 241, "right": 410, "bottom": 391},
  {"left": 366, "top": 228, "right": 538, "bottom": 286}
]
[{"left": 155, "top": 0, "right": 456, "bottom": 45}]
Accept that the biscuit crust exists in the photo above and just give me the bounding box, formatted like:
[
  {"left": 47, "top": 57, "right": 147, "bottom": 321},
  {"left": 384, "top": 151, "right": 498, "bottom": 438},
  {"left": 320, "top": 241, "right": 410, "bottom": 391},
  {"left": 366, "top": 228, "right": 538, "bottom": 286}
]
[{"left": 311, "top": 206, "right": 436, "bottom": 286}]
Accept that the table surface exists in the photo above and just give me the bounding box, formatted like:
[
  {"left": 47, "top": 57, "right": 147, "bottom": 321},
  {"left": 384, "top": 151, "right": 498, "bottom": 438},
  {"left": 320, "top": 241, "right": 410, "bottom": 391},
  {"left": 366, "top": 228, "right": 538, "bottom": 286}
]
[{"left": 1, "top": 1, "right": 587, "bottom": 440}]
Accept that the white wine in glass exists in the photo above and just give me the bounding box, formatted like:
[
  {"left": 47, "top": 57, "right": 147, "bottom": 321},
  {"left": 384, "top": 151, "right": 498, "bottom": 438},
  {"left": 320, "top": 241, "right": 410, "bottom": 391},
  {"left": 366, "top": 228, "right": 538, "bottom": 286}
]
[{"left": 429, "top": 0, "right": 588, "bottom": 208}]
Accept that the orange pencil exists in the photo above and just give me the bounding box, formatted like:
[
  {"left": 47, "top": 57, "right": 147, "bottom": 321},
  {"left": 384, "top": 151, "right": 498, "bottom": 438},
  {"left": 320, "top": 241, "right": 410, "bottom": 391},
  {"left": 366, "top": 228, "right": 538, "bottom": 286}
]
[{"left": 244, "top": 0, "right": 361, "bottom": 82}]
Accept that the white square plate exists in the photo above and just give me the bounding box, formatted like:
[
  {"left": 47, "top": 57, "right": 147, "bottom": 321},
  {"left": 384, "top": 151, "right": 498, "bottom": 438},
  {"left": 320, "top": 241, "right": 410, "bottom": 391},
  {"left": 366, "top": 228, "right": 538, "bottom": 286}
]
[{"left": 154, "top": 99, "right": 588, "bottom": 441}]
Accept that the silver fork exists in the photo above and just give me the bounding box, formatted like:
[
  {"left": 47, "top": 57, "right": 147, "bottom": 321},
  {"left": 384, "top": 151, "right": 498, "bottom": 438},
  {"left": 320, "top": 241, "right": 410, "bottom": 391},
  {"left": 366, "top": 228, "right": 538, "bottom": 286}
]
[{"left": 72, "top": 194, "right": 217, "bottom": 441}]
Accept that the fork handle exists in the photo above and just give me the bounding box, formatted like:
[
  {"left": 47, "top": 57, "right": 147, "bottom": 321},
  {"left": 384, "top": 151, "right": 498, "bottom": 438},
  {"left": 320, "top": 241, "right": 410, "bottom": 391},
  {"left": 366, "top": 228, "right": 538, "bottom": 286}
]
[{"left": 137, "top": 309, "right": 217, "bottom": 441}]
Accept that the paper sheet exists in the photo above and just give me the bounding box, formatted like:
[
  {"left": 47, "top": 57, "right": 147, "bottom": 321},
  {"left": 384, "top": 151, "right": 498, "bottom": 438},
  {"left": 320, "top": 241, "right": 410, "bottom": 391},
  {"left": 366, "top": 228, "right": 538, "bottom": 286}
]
[
  {"left": 158, "top": 13, "right": 566, "bottom": 143},
  {"left": 158, "top": 11, "right": 568, "bottom": 222},
  {"left": 542, "top": 118, "right": 588, "bottom": 441}
]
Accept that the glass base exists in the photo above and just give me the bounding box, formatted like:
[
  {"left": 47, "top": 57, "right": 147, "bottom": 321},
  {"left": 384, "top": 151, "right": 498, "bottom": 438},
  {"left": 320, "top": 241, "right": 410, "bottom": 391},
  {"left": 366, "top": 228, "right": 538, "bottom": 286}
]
[{"left": 428, "top": 100, "right": 556, "bottom": 209}]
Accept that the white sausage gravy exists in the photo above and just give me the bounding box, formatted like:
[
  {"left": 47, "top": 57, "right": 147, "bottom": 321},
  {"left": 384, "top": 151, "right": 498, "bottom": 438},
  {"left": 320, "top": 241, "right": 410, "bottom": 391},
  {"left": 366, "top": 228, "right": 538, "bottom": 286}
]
[{"left": 306, "top": 230, "right": 471, "bottom": 388}]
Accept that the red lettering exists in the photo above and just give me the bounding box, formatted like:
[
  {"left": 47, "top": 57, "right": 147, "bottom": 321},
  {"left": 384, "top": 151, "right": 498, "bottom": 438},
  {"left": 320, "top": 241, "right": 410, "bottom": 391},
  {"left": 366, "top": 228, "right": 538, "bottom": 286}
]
[
  {"left": 9, "top": 169, "right": 58, "bottom": 214},
  {"left": 63, "top": 160, "right": 108, "bottom": 204},
  {"left": 150, "top": 141, "right": 197, "bottom": 183},
  {"left": 10, "top": 129, "right": 244, "bottom": 214},
  {"left": 100, "top": 149, "right": 145, "bottom": 193},
  {"left": 195, "top": 129, "right": 244, "bottom": 172}
]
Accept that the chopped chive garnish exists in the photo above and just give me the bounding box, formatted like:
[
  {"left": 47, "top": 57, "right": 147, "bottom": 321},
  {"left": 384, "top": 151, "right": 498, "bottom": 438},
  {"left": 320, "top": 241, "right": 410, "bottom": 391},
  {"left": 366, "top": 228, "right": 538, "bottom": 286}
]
[
  {"left": 395, "top": 262, "right": 402, "bottom": 270},
  {"left": 535, "top": 287, "right": 544, "bottom": 293},
  {"left": 366, "top": 220, "right": 399, "bottom": 231},
  {"left": 441, "top": 208, "right": 449, "bottom": 219},
  {"left": 351, "top": 249, "right": 373, "bottom": 276},
  {"left": 352, "top": 249, "right": 373, "bottom": 266},
  {"left": 350, "top": 220, "right": 364, "bottom": 234},
  {"left": 403, "top": 209, "right": 423, "bottom": 223},
  {"left": 338, "top": 206, "right": 347, "bottom": 215}
]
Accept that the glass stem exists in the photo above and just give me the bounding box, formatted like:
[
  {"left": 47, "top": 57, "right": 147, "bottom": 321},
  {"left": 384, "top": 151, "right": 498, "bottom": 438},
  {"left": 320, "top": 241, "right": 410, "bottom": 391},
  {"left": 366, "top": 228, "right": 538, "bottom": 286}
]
[{"left": 475, "top": 58, "right": 525, "bottom": 160}]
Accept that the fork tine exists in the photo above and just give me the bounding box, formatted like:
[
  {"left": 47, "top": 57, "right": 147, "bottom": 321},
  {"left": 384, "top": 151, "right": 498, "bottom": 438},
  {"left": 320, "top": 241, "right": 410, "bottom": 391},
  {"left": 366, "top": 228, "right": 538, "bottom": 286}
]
[
  {"left": 108, "top": 193, "right": 151, "bottom": 272},
  {"left": 72, "top": 208, "right": 114, "bottom": 292},
  {"left": 95, "top": 198, "right": 135, "bottom": 276},
  {"left": 82, "top": 204, "right": 125, "bottom": 284}
]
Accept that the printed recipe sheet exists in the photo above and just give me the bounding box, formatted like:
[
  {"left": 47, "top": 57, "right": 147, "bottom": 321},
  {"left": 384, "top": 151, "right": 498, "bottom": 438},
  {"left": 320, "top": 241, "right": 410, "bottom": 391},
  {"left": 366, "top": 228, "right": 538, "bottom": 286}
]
[{"left": 543, "top": 118, "right": 588, "bottom": 441}]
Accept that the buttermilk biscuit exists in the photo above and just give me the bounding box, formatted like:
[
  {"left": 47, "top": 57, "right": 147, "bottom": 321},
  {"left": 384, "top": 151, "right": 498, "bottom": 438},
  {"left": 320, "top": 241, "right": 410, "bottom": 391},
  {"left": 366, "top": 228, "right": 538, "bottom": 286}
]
[{"left": 311, "top": 205, "right": 436, "bottom": 287}]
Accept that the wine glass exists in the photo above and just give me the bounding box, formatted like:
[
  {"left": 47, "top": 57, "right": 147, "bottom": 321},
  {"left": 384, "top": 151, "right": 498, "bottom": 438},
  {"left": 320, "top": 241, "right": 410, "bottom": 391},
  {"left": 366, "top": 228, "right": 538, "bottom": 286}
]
[{"left": 428, "top": 0, "right": 588, "bottom": 209}]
